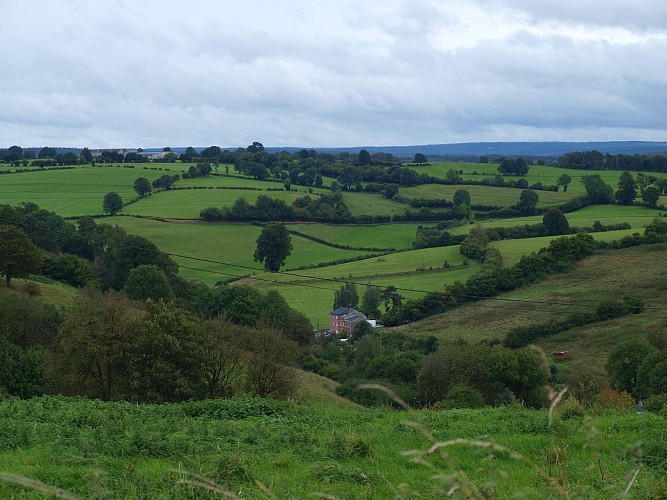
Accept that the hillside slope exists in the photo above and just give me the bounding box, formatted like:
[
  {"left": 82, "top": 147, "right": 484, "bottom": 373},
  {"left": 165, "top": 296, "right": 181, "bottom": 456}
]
[{"left": 394, "top": 243, "right": 667, "bottom": 381}]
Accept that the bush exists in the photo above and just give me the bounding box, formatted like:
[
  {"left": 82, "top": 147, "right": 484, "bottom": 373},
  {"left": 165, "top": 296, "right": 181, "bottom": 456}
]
[{"left": 593, "top": 389, "right": 636, "bottom": 411}]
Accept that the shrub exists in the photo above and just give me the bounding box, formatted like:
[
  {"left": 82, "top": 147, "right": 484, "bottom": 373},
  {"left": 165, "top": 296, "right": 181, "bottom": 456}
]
[{"left": 593, "top": 389, "right": 636, "bottom": 411}]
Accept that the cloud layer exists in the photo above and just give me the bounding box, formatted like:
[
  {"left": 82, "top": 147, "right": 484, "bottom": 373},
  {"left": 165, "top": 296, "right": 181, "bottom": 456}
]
[{"left": 1, "top": 0, "right": 666, "bottom": 147}]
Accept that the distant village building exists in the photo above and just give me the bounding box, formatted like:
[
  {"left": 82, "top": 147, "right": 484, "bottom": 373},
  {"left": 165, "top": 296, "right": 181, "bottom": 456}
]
[{"left": 330, "top": 307, "right": 368, "bottom": 336}]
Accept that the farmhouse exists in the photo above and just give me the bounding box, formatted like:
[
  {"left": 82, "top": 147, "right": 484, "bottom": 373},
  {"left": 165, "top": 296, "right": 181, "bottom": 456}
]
[{"left": 330, "top": 307, "right": 368, "bottom": 336}]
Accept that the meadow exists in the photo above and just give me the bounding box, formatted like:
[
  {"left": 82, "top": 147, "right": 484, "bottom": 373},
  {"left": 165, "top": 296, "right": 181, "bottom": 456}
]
[
  {"left": 400, "top": 183, "right": 576, "bottom": 208},
  {"left": 395, "top": 243, "right": 667, "bottom": 381},
  {"left": 0, "top": 394, "right": 664, "bottom": 499},
  {"left": 412, "top": 161, "right": 667, "bottom": 195},
  {"left": 101, "top": 217, "right": 377, "bottom": 285},
  {"left": 285, "top": 222, "right": 422, "bottom": 250},
  {"left": 0, "top": 166, "right": 169, "bottom": 217}
]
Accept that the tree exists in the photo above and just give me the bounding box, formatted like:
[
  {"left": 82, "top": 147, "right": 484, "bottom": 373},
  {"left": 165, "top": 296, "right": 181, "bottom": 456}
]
[
  {"left": 133, "top": 177, "right": 152, "bottom": 197},
  {"left": 357, "top": 149, "right": 371, "bottom": 166},
  {"left": 102, "top": 192, "right": 123, "bottom": 215},
  {"left": 80, "top": 147, "right": 93, "bottom": 163},
  {"left": 245, "top": 326, "right": 297, "bottom": 398},
  {"left": 384, "top": 183, "right": 400, "bottom": 199},
  {"left": 53, "top": 288, "right": 141, "bottom": 400},
  {"left": 361, "top": 285, "right": 382, "bottom": 318},
  {"left": 542, "top": 208, "right": 569, "bottom": 235},
  {"left": 498, "top": 158, "right": 529, "bottom": 176},
  {"left": 414, "top": 153, "right": 428, "bottom": 164},
  {"left": 642, "top": 186, "right": 661, "bottom": 208},
  {"left": 0, "top": 225, "right": 43, "bottom": 287},
  {"left": 615, "top": 171, "right": 638, "bottom": 205},
  {"left": 333, "top": 282, "right": 359, "bottom": 309},
  {"left": 123, "top": 264, "right": 173, "bottom": 301},
  {"left": 557, "top": 173, "right": 572, "bottom": 192},
  {"left": 38, "top": 147, "right": 56, "bottom": 159},
  {"left": 516, "top": 189, "right": 539, "bottom": 215},
  {"left": 606, "top": 339, "right": 656, "bottom": 396},
  {"left": 581, "top": 174, "right": 614, "bottom": 204},
  {"left": 453, "top": 189, "right": 471, "bottom": 206},
  {"left": 254, "top": 223, "right": 292, "bottom": 272}
]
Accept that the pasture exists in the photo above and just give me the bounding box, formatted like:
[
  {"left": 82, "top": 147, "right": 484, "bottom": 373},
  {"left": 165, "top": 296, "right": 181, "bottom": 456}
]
[
  {"left": 413, "top": 161, "right": 667, "bottom": 195},
  {"left": 120, "top": 188, "right": 316, "bottom": 219},
  {"left": 400, "top": 183, "right": 576, "bottom": 208},
  {"left": 0, "top": 166, "right": 168, "bottom": 217},
  {"left": 285, "top": 222, "right": 421, "bottom": 249},
  {"left": 101, "top": 217, "right": 377, "bottom": 285}
]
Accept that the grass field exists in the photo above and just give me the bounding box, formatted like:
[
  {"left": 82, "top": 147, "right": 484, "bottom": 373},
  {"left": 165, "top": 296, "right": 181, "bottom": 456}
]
[
  {"left": 120, "top": 189, "right": 317, "bottom": 218},
  {"left": 400, "top": 183, "right": 576, "bottom": 208},
  {"left": 101, "top": 217, "right": 377, "bottom": 284},
  {"left": 413, "top": 161, "right": 667, "bottom": 195},
  {"left": 0, "top": 396, "right": 663, "bottom": 498},
  {"left": 396, "top": 243, "right": 667, "bottom": 382},
  {"left": 340, "top": 190, "right": 408, "bottom": 216},
  {"left": 0, "top": 166, "right": 169, "bottom": 217},
  {"left": 285, "top": 222, "right": 422, "bottom": 249},
  {"left": 240, "top": 246, "right": 480, "bottom": 324}
]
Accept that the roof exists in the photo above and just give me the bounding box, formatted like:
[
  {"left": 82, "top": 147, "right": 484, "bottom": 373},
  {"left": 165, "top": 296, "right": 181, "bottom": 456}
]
[{"left": 331, "top": 307, "right": 351, "bottom": 316}]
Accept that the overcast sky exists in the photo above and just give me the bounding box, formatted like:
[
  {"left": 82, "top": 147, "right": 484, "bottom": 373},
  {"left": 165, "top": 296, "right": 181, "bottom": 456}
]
[{"left": 2, "top": 0, "right": 667, "bottom": 148}]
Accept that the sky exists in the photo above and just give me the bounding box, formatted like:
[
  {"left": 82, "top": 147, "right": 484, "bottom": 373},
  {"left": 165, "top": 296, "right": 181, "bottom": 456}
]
[{"left": 2, "top": 0, "right": 667, "bottom": 148}]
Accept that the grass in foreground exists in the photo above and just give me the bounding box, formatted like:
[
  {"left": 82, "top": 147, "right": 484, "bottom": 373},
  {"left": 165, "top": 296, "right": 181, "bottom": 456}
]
[{"left": 0, "top": 396, "right": 663, "bottom": 498}]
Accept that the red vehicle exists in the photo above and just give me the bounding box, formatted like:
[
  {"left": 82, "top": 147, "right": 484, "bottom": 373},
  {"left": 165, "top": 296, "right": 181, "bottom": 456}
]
[{"left": 553, "top": 350, "right": 571, "bottom": 361}]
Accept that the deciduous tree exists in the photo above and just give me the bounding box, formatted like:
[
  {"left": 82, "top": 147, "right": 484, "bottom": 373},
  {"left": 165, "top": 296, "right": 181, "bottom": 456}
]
[
  {"left": 254, "top": 223, "right": 292, "bottom": 272},
  {"left": 615, "top": 171, "right": 638, "bottom": 205},
  {"left": 102, "top": 192, "right": 123, "bottom": 215},
  {"left": 0, "top": 225, "right": 42, "bottom": 287}
]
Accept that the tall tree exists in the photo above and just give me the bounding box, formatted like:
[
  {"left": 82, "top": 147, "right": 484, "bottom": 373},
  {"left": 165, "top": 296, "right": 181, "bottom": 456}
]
[
  {"left": 123, "top": 264, "right": 173, "bottom": 301},
  {"left": 133, "top": 177, "right": 152, "bottom": 197},
  {"left": 0, "top": 225, "right": 43, "bottom": 287},
  {"left": 615, "top": 171, "right": 638, "bottom": 205},
  {"left": 557, "top": 173, "right": 572, "bottom": 192},
  {"left": 361, "top": 285, "right": 382, "bottom": 318},
  {"left": 413, "top": 153, "right": 428, "bottom": 164},
  {"left": 542, "top": 208, "right": 569, "bottom": 235},
  {"left": 642, "top": 185, "right": 661, "bottom": 208},
  {"left": 333, "top": 282, "right": 359, "bottom": 310},
  {"left": 357, "top": 149, "right": 372, "bottom": 166},
  {"left": 516, "top": 189, "right": 539, "bottom": 215},
  {"left": 453, "top": 189, "right": 471, "bottom": 206},
  {"left": 581, "top": 174, "right": 614, "bottom": 204},
  {"left": 102, "top": 192, "right": 123, "bottom": 215},
  {"left": 254, "top": 223, "right": 292, "bottom": 272}
]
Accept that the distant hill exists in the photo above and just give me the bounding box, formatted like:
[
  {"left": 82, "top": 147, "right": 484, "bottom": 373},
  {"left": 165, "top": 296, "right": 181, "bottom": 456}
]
[
  {"left": 263, "top": 141, "right": 667, "bottom": 160},
  {"left": 23, "top": 141, "right": 667, "bottom": 160}
]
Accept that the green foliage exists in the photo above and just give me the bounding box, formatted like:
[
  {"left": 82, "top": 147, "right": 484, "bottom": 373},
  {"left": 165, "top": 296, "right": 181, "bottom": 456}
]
[
  {"left": 542, "top": 208, "right": 569, "bottom": 235},
  {"left": 453, "top": 189, "right": 471, "bottom": 206},
  {"left": 0, "top": 225, "right": 43, "bottom": 287},
  {"left": 102, "top": 191, "right": 123, "bottom": 215},
  {"left": 254, "top": 223, "right": 292, "bottom": 272},
  {"left": 642, "top": 185, "right": 661, "bottom": 208},
  {"left": 133, "top": 177, "right": 152, "bottom": 197},
  {"left": 557, "top": 173, "right": 572, "bottom": 192},
  {"left": 515, "top": 189, "right": 539, "bottom": 215},
  {"left": 605, "top": 339, "right": 656, "bottom": 396},
  {"left": 417, "top": 343, "right": 547, "bottom": 408},
  {"left": 615, "top": 171, "right": 638, "bottom": 205},
  {"left": 123, "top": 264, "right": 173, "bottom": 301},
  {"left": 360, "top": 285, "right": 382, "bottom": 318},
  {"left": 333, "top": 282, "right": 359, "bottom": 309},
  {"left": 581, "top": 174, "right": 614, "bottom": 204},
  {"left": 437, "top": 383, "right": 486, "bottom": 409}
]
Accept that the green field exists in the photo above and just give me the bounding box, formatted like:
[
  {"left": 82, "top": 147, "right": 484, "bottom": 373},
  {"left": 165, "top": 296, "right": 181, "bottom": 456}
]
[
  {"left": 400, "top": 183, "right": 576, "bottom": 208},
  {"left": 120, "top": 189, "right": 316, "bottom": 218},
  {"left": 101, "top": 217, "right": 378, "bottom": 284},
  {"left": 413, "top": 161, "right": 667, "bottom": 195},
  {"left": 285, "top": 222, "right": 422, "bottom": 249},
  {"left": 340, "top": 190, "right": 408, "bottom": 216},
  {"left": 0, "top": 166, "right": 169, "bottom": 217},
  {"left": 0, "top": 396, "right": 663, "bottom": 498}
]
